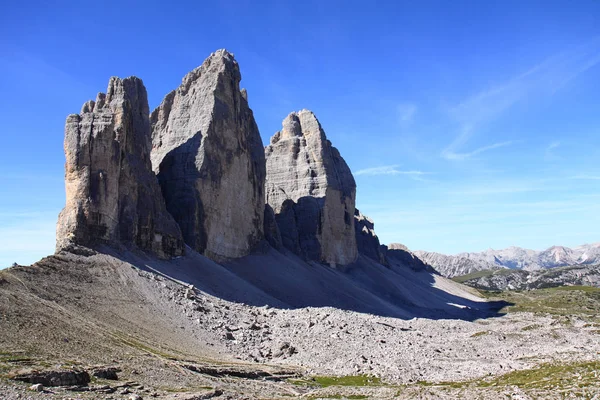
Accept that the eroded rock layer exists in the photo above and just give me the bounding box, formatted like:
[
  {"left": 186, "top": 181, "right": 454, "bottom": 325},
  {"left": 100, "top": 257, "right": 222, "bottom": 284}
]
[
  {"left": 265, "top": 110, "right": 357, "bottom": 266},
  {"left": 150, "top": 50, "right": 266, "bottom": 260},
  {"left": 56, "top": 77, "right": 184, "bottom": 259}
]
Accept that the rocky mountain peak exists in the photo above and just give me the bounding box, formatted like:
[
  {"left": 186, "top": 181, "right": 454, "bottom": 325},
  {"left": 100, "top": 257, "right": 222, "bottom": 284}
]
[
  {"left": 56, "top": 76, "right": 184, "bottom": 259},
  {"left": 151, "top": 50, "right": 266, "bottom": 261},
  {"left": 265, "top": 110, "right": 357, "bottom": 266}
]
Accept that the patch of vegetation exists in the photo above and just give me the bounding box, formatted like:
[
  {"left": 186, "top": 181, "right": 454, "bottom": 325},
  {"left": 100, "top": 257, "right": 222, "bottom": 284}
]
[
  {"left": 414, "top": 360, "right": 600, "bottom": 394},
  {"left": 478, "top": 286, "right": 600, "bottom": 318},
  {"left": 452, "top": 270, "right": 492, "bottom": 283},
  {"left": 290, "top": 375, "right": 382, "bottom": 388},
  {"left": 307, "top": 395, "right": 368, "bottom": 399},
  {"left": 470, "top": 331, "right": 488, "bottom": 337},
  {"left": 479, "top": 360, "right": 600, "bottom": 390},
  {"left": 521, "top": 324, "right": 541, "bottom": 331},
  {"left": 111, "top": 332, "right": 181, "bottom": 359},
  {"left": 313, "top": 375, "right": 382, "bottom": 387}
]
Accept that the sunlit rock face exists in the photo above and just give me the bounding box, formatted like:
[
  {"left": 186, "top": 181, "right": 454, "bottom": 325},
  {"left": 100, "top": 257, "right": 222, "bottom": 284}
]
[
  {"left": 265, "top": 110, "right": 357, "bottom": 266},
  {"left": 57, "top": 76, "right": 184, "bottom": 259},
  {"left": 150, "top": 50, "right": 266, "bottom": 260}
]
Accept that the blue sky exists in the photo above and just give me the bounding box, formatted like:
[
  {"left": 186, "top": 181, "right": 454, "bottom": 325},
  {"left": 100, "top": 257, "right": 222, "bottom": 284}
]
[{"left": 1, "top": 1, "right": 600, "bottom": 267}]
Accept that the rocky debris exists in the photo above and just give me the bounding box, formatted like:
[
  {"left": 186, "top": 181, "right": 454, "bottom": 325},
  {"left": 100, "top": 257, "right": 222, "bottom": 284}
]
[
  {"left": 13, "top": 369, "right": 90, "bottom": 386},
  {"left": 56, "top": 76, "right": 184, "bottom": 259},
  {"left": 91, "top": 366, "right": 120, "bottom": 380},
  {"left": 151, "top": 49, "right": 266, "bottom": 260},
  {"left": 354, "top": 209, "right": 387, "bottom": 265},
  {"left": 387, "top": 243, "right": 432, "bottom": 272},
  {"left": 183, "top": 363, "right": 298, "bottom": 381},
  {"left": 29, "top": 383, "right": 44, "bottom": 392},
  {"left": 265, "top": 110, "right": 357, "bottom": 266}
]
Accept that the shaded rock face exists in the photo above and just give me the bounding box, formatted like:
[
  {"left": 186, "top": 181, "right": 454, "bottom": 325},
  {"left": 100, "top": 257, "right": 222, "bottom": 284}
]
[
  {"left": 387, "top": 243, "right": 432, "bottom": 272},
  {"left": 354, "top": 209, "right": 387, "bottom": 265},
  {"left": 56, "top": 77, "right": 184, "bottom": 259},
  {"left": 151, "top": 50, "right": 266, "bottom": 260},
  {"left": 265, "top": 110, "right": 357, "bottom": 266}
]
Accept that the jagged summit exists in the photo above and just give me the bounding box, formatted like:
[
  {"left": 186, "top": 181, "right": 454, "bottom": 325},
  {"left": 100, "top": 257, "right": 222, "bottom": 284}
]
[
  {"left": 265, "top": 109, "right": 357, "bottom": 266},
  {"left": 150, "top": 50, "right": 265, "bottom": 261}
]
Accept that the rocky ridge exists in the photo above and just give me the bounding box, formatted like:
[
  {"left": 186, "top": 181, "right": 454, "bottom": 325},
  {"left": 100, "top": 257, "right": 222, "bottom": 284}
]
[
  {"left": 56, "top": 76, "right": 184, "bottom": 259},
  {"left": 416, "top": 242, "right": 600, "bottom": 278},
  {"left": 265, "top": 110, "right": 358, "bottom": 266},
  {"left": 456, "top": 263, "right": 600, "bottom": 291}
]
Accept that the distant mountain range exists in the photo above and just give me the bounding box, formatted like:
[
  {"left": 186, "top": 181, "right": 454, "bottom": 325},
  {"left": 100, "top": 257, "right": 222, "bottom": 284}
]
[
  {"left": 414, "top": 243, "right": 600, "bottom": 278},
  {"left": 452, "top": 264, "right": 600, "bottom": 291}
]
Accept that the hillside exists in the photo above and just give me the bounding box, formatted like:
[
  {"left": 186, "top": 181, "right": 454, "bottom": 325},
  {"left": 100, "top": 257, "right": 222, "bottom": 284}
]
[{"left": 2, "top": 247, "right": 600, "bottom": 399}]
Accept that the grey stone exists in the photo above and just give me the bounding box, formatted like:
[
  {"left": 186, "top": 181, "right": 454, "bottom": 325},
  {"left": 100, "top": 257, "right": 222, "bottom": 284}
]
[
  {"left": 151, "top": 49, "right": 266, "bottom": 260},
  {"left": 14, "top": 369, "right": 90, "bottom": 386},
  {"left": 56, "top": 77, "right": 184, "bottom": 259},
  {"left": 265, "top": 110, "right": 357, "bottom": 266},
  {"left": 29, "top": 384, "right": 43, "bottom": 392},
  {"left": 354, "top": 208, "right": 387, "bottom": 265}
]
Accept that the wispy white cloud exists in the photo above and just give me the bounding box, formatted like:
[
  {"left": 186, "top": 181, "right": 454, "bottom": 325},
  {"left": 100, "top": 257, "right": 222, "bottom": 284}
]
[
  {"left": 443, "top": 140, "right": 516, "bottom": 161},
  {"left": 442, "top": 38, "right": 600, "bottom": 158},
  {"left": 570, "top": 174, "right": 600, "bottom": 180},
  {"left": 397, "top": 103, "right": 417, "bottom": 123},
  {"left": 355, "top": 165, "right": 430, "bottom": 179},
  {"left": 545, "top": 140, "right": 561, "bottom": 159}
]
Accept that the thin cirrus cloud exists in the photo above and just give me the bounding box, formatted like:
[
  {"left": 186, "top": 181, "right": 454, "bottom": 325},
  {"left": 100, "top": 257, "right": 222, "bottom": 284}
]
[
  {"left": 570, "top": 175, "right": 600, "bottom": 180},
  {"left": 354, "top": 165, "right": 430, "bottom": 179},
  {"left": 442, "top": 38, "right": 600, "bottom": 159},
  {"left": 397, "top": 103, "right": 417, "bottom": 123},
  {"left": 442, "top": 140, "right": 516, "bottom": 161}
]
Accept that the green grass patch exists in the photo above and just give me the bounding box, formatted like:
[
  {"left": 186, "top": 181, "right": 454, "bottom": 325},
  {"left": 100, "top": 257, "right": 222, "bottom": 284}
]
[
  {"left": 521, "top": 324, "right": 541, "bottom": 331},
  {"left": 290, "top": 374, "right": 382, "bottom": 388},
  {"left": 478, "top": 286, "right": 600, "bottom": 318},
  {"left": 415, "top": 360, "right": 600, "bottom": 392},
  {"left": 452, "top": 269, "right": 499, "bottom": 283},
  {"left": 307, "top": 395, "right": 368, "bottom": 399},
  {"left": 479, "top": 360, "right": 600, "bottom": 390},
  {"left": 313, "top": 375, "right": 382, "bottom": 387}
]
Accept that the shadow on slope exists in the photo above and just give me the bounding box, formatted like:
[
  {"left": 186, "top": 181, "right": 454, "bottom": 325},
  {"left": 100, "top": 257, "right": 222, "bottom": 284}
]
[{"left": 133, "top": 245, "right": 511, "bottom": 321}]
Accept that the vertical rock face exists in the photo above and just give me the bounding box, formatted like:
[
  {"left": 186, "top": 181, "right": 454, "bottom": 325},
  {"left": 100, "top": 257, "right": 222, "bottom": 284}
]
[
  {"left": 354, "top": 209, "right": 387, "bottom": 265},
  {"left": 265, "top": 110, "right": 357, "bottom": 266},
  {"left": 56, "top": 77, "right": 184, "bottom": 259},
  {"left": 150, "top": 50, "right": 266, "bottom": 260}
]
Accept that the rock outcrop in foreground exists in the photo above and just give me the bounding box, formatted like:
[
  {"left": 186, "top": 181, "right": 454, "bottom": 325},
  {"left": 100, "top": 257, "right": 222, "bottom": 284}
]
[
  {"left": 56, "top": 77, "right": 184, "bottom": 259},
  {"left": 265, "top": 110, "right": 357, "bottom": 266},
  {"left": 151, "top": 50, "right": 266, "bottom": 260}
]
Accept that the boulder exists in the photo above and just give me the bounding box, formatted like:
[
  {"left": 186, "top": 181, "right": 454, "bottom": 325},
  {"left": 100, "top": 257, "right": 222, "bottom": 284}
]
[
  {"left": 14, "top": 370, "right": 90, "bottom": 386},
  {"left": 56, "top": 77, "right": 184, "bottom": 259},
  {"left": 151, "top": 49, "right": 266, "bottom": 260},
  {"left": 265, "top": 110, "right": 357, "bottom": 266},
  {"left": 354, "top": 209, "right": 387, "bottom": 265}
]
